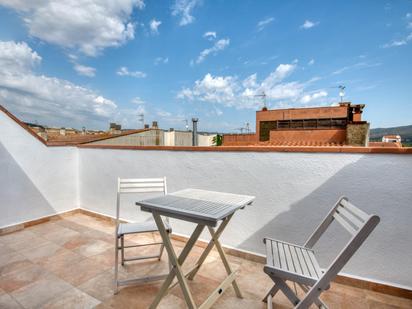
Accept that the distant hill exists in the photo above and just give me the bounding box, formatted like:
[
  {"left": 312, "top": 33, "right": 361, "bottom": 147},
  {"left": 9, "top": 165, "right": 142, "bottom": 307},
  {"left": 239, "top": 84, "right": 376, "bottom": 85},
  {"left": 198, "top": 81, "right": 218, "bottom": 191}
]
[{"left": 370, "top": 125, "right": 412, "bottom": 144}]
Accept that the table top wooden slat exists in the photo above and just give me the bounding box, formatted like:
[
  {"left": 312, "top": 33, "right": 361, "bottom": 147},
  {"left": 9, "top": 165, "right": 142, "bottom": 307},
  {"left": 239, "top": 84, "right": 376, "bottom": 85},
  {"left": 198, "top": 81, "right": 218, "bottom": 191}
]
[{"left": 136, "top": 188, "right": 255, "bottom": 226}]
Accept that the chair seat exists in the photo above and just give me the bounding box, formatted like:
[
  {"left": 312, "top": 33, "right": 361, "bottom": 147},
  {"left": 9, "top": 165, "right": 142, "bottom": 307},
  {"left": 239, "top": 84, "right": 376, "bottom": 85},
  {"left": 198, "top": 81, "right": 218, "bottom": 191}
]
[
  {"left": 263, "top": 238, "right": 322, "bottom": 284},
  {"left": 118, "top": 220, "right": 171, "bottom": 236}
]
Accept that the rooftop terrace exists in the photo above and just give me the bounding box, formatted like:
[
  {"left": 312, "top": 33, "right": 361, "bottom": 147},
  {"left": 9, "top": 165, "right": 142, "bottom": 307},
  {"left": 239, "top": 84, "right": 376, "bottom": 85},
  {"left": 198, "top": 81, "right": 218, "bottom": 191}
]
[
  {"left": 1, "top": 104, "right": 412, "bottom": 308},
  {"left": 1, "top": 213, "right": 411, "bottom": 309}
]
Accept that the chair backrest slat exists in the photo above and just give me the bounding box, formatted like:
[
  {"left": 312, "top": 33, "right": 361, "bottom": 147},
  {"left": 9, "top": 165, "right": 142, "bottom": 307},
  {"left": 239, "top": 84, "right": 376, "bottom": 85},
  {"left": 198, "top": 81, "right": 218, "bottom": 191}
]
[
  {"left": 340, "top": 198, "right": 368, "bottom": 221},
  {"left": 118, "top": 178, "right": 167, "bottom": 194},
  {"left": 120, "top": 187, "right": 165, "bottom": 193},
  {"left": 116, "top": 177, "right": 167, "bottom": 223},
  {"left": 120, "top": 178, "right": 165, "bottom": 183},
  {"left": 336, "top": 205, "right": 365, "bottom": 228},
  {"left": 332, "top": 212, "right": 357, "bottom": 235}
]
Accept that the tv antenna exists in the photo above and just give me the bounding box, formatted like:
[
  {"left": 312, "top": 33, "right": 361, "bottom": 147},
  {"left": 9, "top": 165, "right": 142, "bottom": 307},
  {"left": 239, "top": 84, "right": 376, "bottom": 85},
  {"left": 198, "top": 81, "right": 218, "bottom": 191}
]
[
  {"left": 137, "top": 113, "right": 144, "bottom": 128},
  {"left": 330, "top": 85, "right": 346, "bottom": 102},
  {"left": 254, "top": 91, "right": 267, "bottom": 108},
  {"left": 245, "top": 122, "right": 250, "bottom": 133}
]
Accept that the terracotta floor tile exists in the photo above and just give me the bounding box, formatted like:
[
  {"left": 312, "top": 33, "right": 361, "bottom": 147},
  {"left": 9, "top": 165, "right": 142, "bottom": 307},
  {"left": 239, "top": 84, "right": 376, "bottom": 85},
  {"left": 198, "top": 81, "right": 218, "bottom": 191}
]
[
  {"left": 52, "top": 257, "right": 108, "bottom": 286},
  {"left": 56, "top": 219, "right": 96, "bottom": 234},
  {"left": 19, "top": 242, "right": 63, "bottom": 263},
  {"left": 10, "top": 274, "right": 73, "bottom": 308},
  {"left": 0, "top": 293, "right": 23, "bottom": 309},
  {"left": 26, "top": 222, "right": 62, "bottom": 236},
  {"left": 41, "top": 227, "right": 81, "bottom": 246},
  {"left": 365, "top": 290, "right": 412, "bottom": 308},
  {"left": 41, "top": 287, "right": 101, "bottom": 309},
  {"left": 7, "top": 236, "right": 51, "bottom": 252},
  {"left": 35, "top": 247, "right": 84, "bottom": 269},
  {"left": 78, "top": 269, "right": 116, "bottom": 302},
  {"left": 87, "top": 249, "right": 115, "bottom": 269},
  {"left": 62, "top": 235, "right": 91, "bottom": 250},
  {"left": 0, "top": 264, "right": 49, "bottom": 293},
  {"left": 0, "top": 252, "right": 33, "bottom": 276},
  {"left": 0, "top": 230, "right": 37, "bottom": 245},
  {"left": 100, "top": 283, "right": 162, "bottom": 309},
  {"left": 73, "top": 239, "right": 112, "bottom": 257}
]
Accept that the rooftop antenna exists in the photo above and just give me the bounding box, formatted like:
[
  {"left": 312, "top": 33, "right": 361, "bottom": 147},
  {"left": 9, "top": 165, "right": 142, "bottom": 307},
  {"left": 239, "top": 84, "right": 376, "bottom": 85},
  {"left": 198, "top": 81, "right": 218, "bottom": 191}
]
[
  {"left": 254, "top": 91, "right": 267, "bottom": 108},
  {"left": 234, "top": 127, "right": 245, "bottom": 133},
  {"left": 137, "top": 113, "right": 144, "bottom": 128},
  {"left": 338, "top": 85, "right": 346, "bottom": 103},
  {"left": 245, "top": 122, "right": 250, "bottom": 133}
]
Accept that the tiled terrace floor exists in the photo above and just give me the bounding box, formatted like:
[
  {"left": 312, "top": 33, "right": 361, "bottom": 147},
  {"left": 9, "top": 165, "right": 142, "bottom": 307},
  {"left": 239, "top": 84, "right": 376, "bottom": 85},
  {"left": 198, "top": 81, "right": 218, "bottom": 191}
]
[{"left": 0, "top": 213, "right": 411, "bottom": 309}]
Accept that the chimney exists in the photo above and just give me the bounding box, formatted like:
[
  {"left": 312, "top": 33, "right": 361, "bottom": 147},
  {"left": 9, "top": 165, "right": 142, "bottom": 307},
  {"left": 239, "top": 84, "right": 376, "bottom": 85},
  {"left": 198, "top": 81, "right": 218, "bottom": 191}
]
[
  {"left": 192, "top": 118, "right": 198, "bottom": 146},
  {"left": 152, "top": 121, "right": 158, "bottom": 129},
  {"left": 144, "top": 124, "right": 149, "bottom": 129},
  {"left": 81, "top": 126, "right": 86, "bottom": 135},
  {"left": 59, "top": 127, "right": 66, "bottom": 136}
]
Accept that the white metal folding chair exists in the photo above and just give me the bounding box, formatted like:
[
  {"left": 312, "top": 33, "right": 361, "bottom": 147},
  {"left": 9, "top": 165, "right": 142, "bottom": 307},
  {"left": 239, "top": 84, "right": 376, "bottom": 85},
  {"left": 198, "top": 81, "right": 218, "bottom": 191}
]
[
  {"left": 114, "top": 177, "right": 171, "bottom": 294},
  {"left": 263, "top": 196, "right": 380, "bottom": 309}
]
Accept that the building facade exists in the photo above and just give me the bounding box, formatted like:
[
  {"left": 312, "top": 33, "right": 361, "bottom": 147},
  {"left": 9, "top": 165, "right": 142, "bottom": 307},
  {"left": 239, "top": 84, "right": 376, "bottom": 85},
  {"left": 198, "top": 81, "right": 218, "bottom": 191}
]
[{"left": 224, "top": 102, "right": 370, "bottom": 146}]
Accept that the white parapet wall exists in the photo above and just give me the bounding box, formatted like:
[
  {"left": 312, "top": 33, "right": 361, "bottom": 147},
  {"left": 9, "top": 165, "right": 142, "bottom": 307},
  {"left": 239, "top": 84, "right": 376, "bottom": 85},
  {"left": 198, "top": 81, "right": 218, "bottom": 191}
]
[
  {"left": 0, "top": 110, "right": 78, "bottom": 227},
  {"left": 78, "top": 147, "right": 412, "bottom": 289}
]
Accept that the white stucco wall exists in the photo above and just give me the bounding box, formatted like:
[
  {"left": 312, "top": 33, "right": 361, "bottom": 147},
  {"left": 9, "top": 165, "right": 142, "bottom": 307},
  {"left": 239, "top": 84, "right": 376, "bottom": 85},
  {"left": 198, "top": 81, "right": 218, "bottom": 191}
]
[
  {"left": 78, "top": 148, "right": 412, "bottom": 288},
  {"left": 0, "top": 111, "right": 78, "bottom": 227}
]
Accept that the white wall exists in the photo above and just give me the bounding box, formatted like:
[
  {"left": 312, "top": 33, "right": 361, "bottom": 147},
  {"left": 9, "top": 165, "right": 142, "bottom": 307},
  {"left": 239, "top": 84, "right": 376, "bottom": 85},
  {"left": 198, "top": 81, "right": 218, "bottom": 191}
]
[
  {"left": 78, "top": 148, "right": 412, "bottom": 288},
  {"left": 0, "top": 111, "right": 78, "bottom": 227}
]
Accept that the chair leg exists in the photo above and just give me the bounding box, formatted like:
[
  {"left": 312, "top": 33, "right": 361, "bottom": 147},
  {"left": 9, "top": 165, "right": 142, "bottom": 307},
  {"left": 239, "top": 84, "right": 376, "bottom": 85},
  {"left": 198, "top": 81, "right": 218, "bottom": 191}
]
[
  {"left": 158, "top": 243, "right": 165, "bottom": 261},
  {"left": 263, "top": 284, "right": 280, "bottom": 303},
  {"left": 272, "top": 278, "right": 300, "bottom": 307},
  {"left": 121, "top": 236, "right": 125, "bottom": 266},
  {"left": 114, "top": 236, "right": 119, "bottom": 294}
]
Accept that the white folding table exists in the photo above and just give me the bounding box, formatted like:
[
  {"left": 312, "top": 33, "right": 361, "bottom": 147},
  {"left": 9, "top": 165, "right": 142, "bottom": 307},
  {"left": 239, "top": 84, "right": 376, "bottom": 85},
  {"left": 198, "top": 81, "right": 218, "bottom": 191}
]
[{"left": 136, "top": 188, "right": 255, "bottom": 309}]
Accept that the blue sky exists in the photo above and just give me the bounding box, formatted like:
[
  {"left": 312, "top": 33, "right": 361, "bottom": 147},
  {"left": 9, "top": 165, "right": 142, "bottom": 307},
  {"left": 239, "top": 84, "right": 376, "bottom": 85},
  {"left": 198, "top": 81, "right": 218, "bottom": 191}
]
[{"left": 0, "top": 0, "right": 411, "bottom": 132}]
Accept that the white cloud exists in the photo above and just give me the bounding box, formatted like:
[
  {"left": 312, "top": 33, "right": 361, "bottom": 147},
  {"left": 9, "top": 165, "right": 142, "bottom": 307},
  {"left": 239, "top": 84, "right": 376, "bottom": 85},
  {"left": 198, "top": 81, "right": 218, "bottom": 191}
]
[
  {"left": 0, "top": 0, "right": 145, "bottom": 56},
  {"left": 171, "top": 0, "right": 201, "bottom": 26},
  {"left": 154, "top": 57, "right": 169, "bottom": 65},
  {"left": 0, "top": 40, "right": 118, "bottom": 128},
  {"left": 177, "top": 61, "right": 326, "bottom": 109},
  {"left": 382, "top": 13, "right": 412, "bottom": 48},
  {"left": 301, "top": 90, "right": 327, "bottom": 104},
  {"left": 195, "top": 38, "right": 230, "bottom": 64},
  {"left": 332, "top": 62, "right": 381, "bottom": 75},
  {"left": 73, "top": 64, "right": 96, "bottom": 77},
  {"left": 0, "top": 41, "right": 41, "bottom": 73},
  {"left": 178, "top": 73, "right": 238, "bottom": 104},
  {"left": 149, "top": 19, "right": 162, "bottom": 34},
  {"left": 116, "top": 66, "right": 146, "bottom": 78},
  {"left": 131, "top": 96, "right": 145, "bottom": 105},
  {"left": 203, "top": 31, "right": 216, "bottom": 40},
  {"left": 300, "top": 20, "right": 319, "bottom": 29},
  {"left": 382, "top": 37, "right": 411, "bottom": 48},
  {"left": 308, "top": 59, "right": 315, "bottom": 66},
  {"left": 257, "top": 17, "right": 274, "bottom": 31}
]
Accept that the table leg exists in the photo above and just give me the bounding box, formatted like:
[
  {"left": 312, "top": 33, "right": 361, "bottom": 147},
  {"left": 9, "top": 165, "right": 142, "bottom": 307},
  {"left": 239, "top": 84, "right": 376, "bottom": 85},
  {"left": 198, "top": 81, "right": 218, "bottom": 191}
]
[
  {"left": 151, "top": 212, "right": 205, "bottom": 309},
  {"left": 187, "top": 214, "right": 232, "bottom": 281},
  {"left": 207, "top": 226, "right": 243, "bottom": 298}
]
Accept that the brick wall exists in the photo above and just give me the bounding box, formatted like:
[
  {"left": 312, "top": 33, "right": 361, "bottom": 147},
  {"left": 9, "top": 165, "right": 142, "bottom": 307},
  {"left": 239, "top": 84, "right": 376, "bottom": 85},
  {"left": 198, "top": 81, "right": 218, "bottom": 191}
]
[
  {"left": 269, "top": 129, "right": 346, "bottom": 144},
  {"left": 223, "top": 134, "right": 257, "bottom": 146}
]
